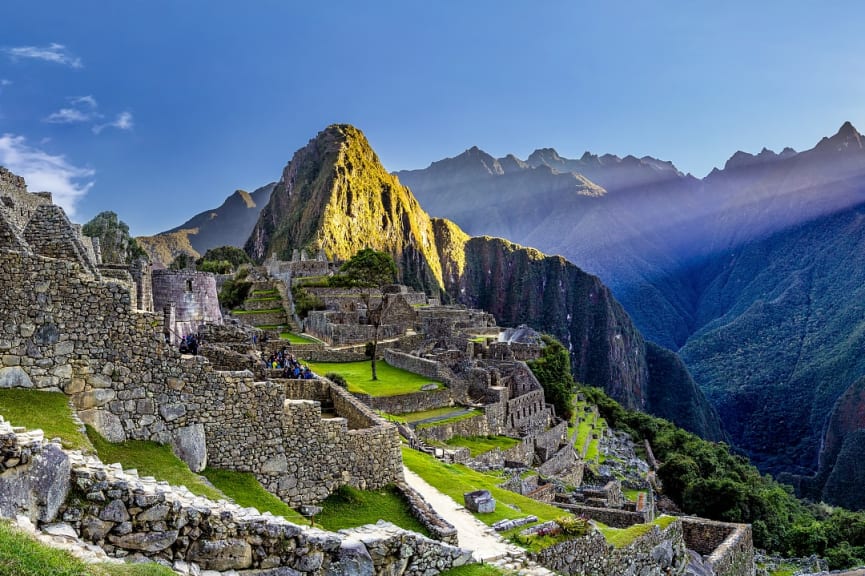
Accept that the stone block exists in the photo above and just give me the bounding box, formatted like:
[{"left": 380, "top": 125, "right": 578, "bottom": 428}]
[
  {"left": 463, "top": 490, "right": 495, "bottom": 514},
  {"left": 109, "top": 529, "right": 178, "bottom": 552},
  {"left": 0, "top": 443, "right": 70, "bottom": 523},
  {"left": 188, "top": 538, "right": 253, "bottom": 571},
  {"left": 171, "top": 424, "right": 207, "bottom": 472},
  {"left": 328, "top": 538, "right": 373, "bottom": 576},
  {"left": 79, "top": 409, "right": 126, "bottom": 442},
  {"left": 75, "top": 389, "right": 116, "bottom": 410},
  {"left": 0, "top": 366, "right": 33, "bottom": 388}
]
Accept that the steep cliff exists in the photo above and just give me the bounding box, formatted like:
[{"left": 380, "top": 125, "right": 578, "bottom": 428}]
[
  {"left": 245, "top": 124, "right": 724, "bottom": 440},
  {"left": 245, "top": 124, "right": 444, "bottom": 295}
]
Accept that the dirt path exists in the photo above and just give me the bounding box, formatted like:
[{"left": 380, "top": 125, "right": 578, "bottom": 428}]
[{"left": 402, "top": 466, "right": 516, "bottom": 561}]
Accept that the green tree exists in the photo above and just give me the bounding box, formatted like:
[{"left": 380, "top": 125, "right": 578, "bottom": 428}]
[
  {"left": 527, "top": 335, "right": 576, "bottom": 420},
  {"left": 169, "top": 253, "right": 195, "bottom": 270},
  {"left": 196, "top": 246, "right": 251, "bottom": 272},
  {"left": 82, "top": 211, "right": 148, "bottom": 265},
  {"left": 333, "top": 248, "right": 397, "bottom": 380}
]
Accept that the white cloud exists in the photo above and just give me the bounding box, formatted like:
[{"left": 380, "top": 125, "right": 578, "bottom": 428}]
[
  {"left": 44, "top": 107, "right": 92, "bottom": 124},
  {"left": 93, "top": 111, "right": 134, "bottom": 134},
  {"left": 0, "top": 134, "right": 94, "bottom": 216},
  {"left": 43, "top": 95, "right": 101, "bottom": 124},
  {"left": 0, "top": 79, "right": 11, "bottom": 87},
  {"left": 3, "top": 43, "right": 83, "bottom": 68},
  {"left": 71, "top": 95, "right": 97, "bottom": 108}
]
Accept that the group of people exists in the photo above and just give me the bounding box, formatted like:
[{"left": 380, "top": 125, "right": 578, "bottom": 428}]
[
  {"left": 178, "top": 333, "right": 200, "bottom": 355},
  {"left": 263, "top": 349, "right": 315, "bottom": 379}
]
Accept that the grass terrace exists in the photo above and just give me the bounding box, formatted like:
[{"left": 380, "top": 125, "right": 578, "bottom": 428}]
[
  {"left": 0, "top": 389, "right": 92, "bottom": 451},
  {"left": 438, "top": 566, "right": 506, "bottom": 576},
  {"left": 315, "top": 485, "right": 431, "bottom": 535},
  {"left": 307, "top": 360, "right": 441, "bottom": 396},
  {"left": 281, "top": 332, "right": 319, "bottom": 344},
  {"left": 201, "top": 468, "right": 307, "bottom": 524},
  {"left": 596, "top": 515, "right": 677, "bottom": 548},
  {"left": 444, "top": 435, "right": 520, "bottom": 457},
  {"left": 250, "top": 289, "right": 280, "bottom": 297},
  {"left": 86, "top": 427, "right": 224, "bottom": 500},
  {"left": 231, "top": 308, "right": 285, "bottom": 315},
  {"left": 0, "top": 521, "right": 175, "bottom": 576}
]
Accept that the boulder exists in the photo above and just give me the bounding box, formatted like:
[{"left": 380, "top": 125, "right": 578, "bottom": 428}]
[
  {"left": 108, "top": 530, "right": 178, "bottom": 552},
  {"left": 0, "top": 366, "right": 33, "bottom": 389},
  {"left": 188, "top": 538, "right": 253, "bottom": 571},
  {"left": 0, "top": 443, "right": 70, "bottom": 523},
  {"left": 78, "top": 409, "right": 126, "bottom": 442},
  {"left": 327, "top": 538, "right": 373, "bottom": 576},
  {"left": 463, "top": 490, "right": 495, "bottom": 513},
  {"left": 171, "top": 424, "right": 207, "bottom": 472}
]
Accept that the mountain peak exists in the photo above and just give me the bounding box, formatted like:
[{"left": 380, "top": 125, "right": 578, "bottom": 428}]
[{"left": 814, "top": 121, "right": 864, "bottom": 153}]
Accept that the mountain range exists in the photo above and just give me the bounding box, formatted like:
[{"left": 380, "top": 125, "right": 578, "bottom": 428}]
[{"left": 396, "top": 121, "right": 865, "bottom": 509}]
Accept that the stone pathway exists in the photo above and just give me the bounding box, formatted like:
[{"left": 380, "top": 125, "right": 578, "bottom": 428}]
[{"left": 402, "top": 466, "right": 554, "bottom": 575}]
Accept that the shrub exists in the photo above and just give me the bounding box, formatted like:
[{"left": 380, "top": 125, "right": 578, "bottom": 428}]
[
  {"left": 326, "top": 373, "right": 348, "bottom": 388},
  {"left": 219, "top": 269, "right": 252, "bottom": 309}
]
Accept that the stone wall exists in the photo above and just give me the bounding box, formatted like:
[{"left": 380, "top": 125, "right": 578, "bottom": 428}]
[
  {"left": 529, "top": 520, "right": 689, "bottom": 576},
  {"left": 354, "top": 389, "right": 454, "bottom": 415},
  {"left": 555, "top": 502, "right": 648, "bottom": 528},
  {"left": 532, "top": 420, "right": 568, "bottom": 460},
  {"left": 16, "top": 443, "right": 471, "bottom": 575},
  {"left": 152, "top": 270, "right": 223, "bottom": 340},
  {"left": 537, "top": 444, "right": 582, "bottom": 483},
  {"left": 305, "top": 311, "right": 405, "bottom": 346},
  {"left": 384, "top": 349, "right": 447, "bottom": 382},
  {"left": 0, "top": 247, "right": 402, "bottom": 506},
  {"left": 415, "top": 413, "right": 489, "bottom": 443},
  {"left": 506, "top": 389, "right": 548, "bottom": 435},
  {"left": 395, "top": 482, "right": 458, "bottom": 546},
  {"left": 0, "top": 167, "right": 52, "bottom": 233},
  {"left": 23, "top": 205, "right": 100, "bottom": 276},
  {"left": 680, "top": 517, "right": 755, "bottom": 576}
]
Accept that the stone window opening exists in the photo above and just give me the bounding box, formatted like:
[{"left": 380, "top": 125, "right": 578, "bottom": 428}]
[{"left": 185, "top": 279, "right": 193, "bottom": 292}]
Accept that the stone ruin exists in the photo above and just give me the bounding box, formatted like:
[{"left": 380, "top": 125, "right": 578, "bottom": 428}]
[{"left": 0, "top": 168, "right": 477, "bottom": 574}]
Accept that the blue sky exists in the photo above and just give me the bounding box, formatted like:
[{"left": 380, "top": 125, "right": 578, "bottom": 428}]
[{"left": 2, "top": 1, "right": 864, "bottom": 235}]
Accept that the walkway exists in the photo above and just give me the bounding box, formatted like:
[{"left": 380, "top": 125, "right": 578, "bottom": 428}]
[{"left": 402, "top": 466, "right": 554, "bottom": 575}]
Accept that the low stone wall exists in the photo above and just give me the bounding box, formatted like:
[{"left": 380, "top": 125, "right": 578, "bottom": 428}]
[
  {"left": 555, "top": 502, "right": 649, "bottom": 528},
  {"left": 395, "top": 482, "right": 458, "bottom": 546},
  {"left": 537, "top": 443, "right": 580, "bottom": 482},
  {"left": 415, "top": 413, "right": 490, "bottom": 443},
  {"left": 681, "top": 517, "right": 755, "bottom": 576},
  {"left": 199, "top": 344, "right": 258, "bottom": 373},
  {"left": 55, "top": 450, "right": 472, "bottom": 575},
  {"left": 384, "top": 349, "right": 442, "bottom": 381},
  {"left": 355, "top": 389, "right": 454, "bottom": 415},
  {"left": 533, "top": 419, "right": 568, "bottom": 460},
  {"left": 530, "top": 520, "right": 689, "bottom": 576}
]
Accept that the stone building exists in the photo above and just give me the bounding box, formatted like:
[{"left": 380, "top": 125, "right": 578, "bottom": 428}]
[{"left": 152, "top": 269, "right": 223, "bottom": 341}]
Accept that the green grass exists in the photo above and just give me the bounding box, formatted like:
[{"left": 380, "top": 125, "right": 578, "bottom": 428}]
[
  {"left": 438, "top": 565, "right": 501, "bottom": 576},
  {"left": 402, "top": 447, "right": 563, "bottom": 528},
  {"left": 445, "top": 435, "right": 520, "bottom": 457},
  {"left": 386, "top": 407, "right": 465, "bottom": 423},
  {"left": 245, "top": 296, "right": 281, "bottom": 303},
  {"left": 623, "top": 489, "right": 643, "bottom": 503},
  {"left": 232, "top": 308, "right": 285, "bottom": 315},
  {"left": 416, "top": 410, "right": 482, "bottom": 430},
  {"left": 768, "top": 567, "right": 797, "bottom": 576},
  {"left": 597, "top": 515, "right": 677, "bottom": 548},
  {"left": 0, "top": 521, "right": 176, "bottom": 576},
  {"left": 0, "top": 389, "right": 92, "bottom": 451},
  {"left": 315, "top": 485, "right": 430, "bottom": 536},
  {"left": 280, "top": 332, "right": 319, "bottom": 344},
  {"left": 200, "top": 469, "right": 306, "bottom": 524},
  {"left": 86, "top": 426, "right": 223, "bottom": 500},
  {"left": 306, "top": 361, "right": 440, "bottom": 397},
  {"left": 251, "top": 290, "right": 279, "bottom": 296}
]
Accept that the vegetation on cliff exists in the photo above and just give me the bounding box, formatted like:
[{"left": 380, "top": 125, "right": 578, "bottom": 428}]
[
  {"left": 580, "top": 384, "right": 865, "bottom": 568},
  {"left": 527, "top": 335, "right": 576, "bottom": 420},
  {"left": 82, "top": 211, "right": 147, "bottom": 264}
]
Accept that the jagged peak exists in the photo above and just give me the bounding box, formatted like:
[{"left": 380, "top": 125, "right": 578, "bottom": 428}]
[{"left": 814, "top": 120, "right": 863, "bottom": 153}]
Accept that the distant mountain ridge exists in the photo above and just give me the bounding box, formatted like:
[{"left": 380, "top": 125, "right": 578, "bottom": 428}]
[
  {"left": 138, "top": 182, "right": 274, "bottom": 267},
  {"left": 396, "top": 121, "right": 865, "bottom": 508},
  {"left": 245, "top": 124, "right": 724, "bottom": 440}
]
